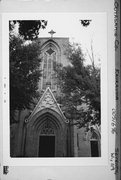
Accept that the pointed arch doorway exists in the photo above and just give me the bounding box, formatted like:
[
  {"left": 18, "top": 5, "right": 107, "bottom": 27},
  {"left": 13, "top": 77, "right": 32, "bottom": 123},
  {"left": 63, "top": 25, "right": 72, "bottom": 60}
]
[
  {"left": 38, "top": 117, "right": 56, "bottom": 157},
  {"left": 24, "top": 108, "right": 68, "bottom": 157},
  {"left": 39, "top": 135, "right": 55, "bottom": 157}
]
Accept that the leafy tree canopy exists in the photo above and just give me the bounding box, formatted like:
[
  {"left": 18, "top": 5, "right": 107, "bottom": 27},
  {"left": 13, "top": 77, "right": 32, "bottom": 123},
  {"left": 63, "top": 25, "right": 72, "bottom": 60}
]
[
  {"left": 10, "top": 20, "right": 48, "bottom": 124},
  {"left": 9, "top": 20, "right": 47, "bottom": 40},
  {"left": 10, "top": 35, "right": 41, "bottom": 124},
  {"left": 54, "top": 44, "right": 100, "bottom": 128},
  {"left": 9, "top": 20, "right": 47, "bottom": 123}
]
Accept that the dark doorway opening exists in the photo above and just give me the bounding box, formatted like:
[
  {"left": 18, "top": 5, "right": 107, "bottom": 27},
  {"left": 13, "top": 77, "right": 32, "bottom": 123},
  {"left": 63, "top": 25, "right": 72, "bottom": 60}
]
[
  {"left": 39, "top": 136, "right": 55, "bottom": 157},
  {"left": 90, "top": 141, "right": 99, "bottom": 157}
]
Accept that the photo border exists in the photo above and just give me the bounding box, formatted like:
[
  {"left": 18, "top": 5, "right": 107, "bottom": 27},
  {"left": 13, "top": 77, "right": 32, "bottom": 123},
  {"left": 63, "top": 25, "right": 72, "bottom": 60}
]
[{"left": 2, "top": 12, "right": 110, "bottom": 166}]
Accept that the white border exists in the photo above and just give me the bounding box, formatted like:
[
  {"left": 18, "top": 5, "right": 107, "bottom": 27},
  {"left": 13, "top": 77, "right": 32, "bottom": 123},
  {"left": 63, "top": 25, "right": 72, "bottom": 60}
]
[{"left": 2, "top": 13, "right": 109, "bottom": 166}]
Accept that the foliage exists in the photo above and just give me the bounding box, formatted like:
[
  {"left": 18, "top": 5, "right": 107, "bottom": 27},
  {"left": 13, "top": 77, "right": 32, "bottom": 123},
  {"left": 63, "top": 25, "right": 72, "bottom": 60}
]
[
  {"left": 9, "top": 20, "right": 47, "bottom": 40},
  {"left": 9, "top": 20, "right": 48, "bottom": 124},
  {"left": 54, "top": 45, "right": 100, "bottom": 127},
  {"left": 10, "top": 35, "right": 41, "bottom": 124}
]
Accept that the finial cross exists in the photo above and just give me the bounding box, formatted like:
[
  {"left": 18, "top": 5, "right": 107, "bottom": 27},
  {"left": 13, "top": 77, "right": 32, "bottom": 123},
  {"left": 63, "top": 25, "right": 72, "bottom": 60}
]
[{"left": 48, "top": 30, "right": 56, "bottom": 38}]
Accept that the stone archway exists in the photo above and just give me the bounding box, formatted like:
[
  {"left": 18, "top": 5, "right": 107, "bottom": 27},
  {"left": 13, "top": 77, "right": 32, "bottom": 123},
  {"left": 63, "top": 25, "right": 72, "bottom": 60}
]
[{"left": 24, "top": 108, "right": 67, "bottom": 157}]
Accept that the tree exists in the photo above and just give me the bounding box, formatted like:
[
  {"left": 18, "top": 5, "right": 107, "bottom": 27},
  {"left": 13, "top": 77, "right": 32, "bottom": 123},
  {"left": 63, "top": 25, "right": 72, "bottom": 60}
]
[
  {"left": 54, "top": 44, "right": 100, "bottom": 128},
  {"left": 9, "top": 20, "right": 47, "bottom": 40},
  {"left": 10, "top": 20, "right": 47, "bottom": 124},
  {"left": 10, "top": 35, "right": 41, "bottom": 124}
]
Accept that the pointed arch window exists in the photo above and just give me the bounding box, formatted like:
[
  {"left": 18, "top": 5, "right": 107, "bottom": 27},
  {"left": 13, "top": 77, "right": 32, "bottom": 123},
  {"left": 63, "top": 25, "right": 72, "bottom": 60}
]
[{"left": 42, "top": 48, "right": 57, "bottom": 90}]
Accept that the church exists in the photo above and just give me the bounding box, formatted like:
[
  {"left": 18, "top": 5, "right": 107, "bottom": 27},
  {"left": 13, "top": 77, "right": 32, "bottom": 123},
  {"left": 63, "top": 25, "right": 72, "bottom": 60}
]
[{"left": 10, "top": 30, "right": 101, "bottom": 157}]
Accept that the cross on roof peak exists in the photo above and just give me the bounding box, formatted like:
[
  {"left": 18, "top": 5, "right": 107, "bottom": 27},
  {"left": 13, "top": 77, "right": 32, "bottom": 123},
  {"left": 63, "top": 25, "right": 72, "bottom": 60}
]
[{"left": 48, "top": 30, "right": 56, "bottom": 38}]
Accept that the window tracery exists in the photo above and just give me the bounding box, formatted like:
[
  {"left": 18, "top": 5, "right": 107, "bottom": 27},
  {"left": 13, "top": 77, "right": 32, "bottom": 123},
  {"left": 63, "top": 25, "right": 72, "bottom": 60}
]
[
  {"left": 42, "top": 47, "right": 57, "bottom": 90},
  {"left": 40, "top": 120, "right": 55, "bottom": 135}
]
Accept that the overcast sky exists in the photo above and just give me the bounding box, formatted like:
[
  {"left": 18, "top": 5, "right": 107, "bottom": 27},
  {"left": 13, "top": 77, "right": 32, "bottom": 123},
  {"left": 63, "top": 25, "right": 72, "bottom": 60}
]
[
  {"left": 38, "top": 13, "right": 107, "bottom": 66},
  {"left": 13, "top": 13, "right": 107, "bottom": 66}
]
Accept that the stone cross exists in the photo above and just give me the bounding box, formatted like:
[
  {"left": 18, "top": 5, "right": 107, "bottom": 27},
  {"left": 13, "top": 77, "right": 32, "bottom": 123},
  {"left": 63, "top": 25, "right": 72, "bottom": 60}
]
[{"left": 48, "top": 30, "right": 56, "bottom": 38}]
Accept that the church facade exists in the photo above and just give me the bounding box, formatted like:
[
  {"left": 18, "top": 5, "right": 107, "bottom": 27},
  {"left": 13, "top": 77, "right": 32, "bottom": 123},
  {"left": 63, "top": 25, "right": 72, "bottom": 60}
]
[{"left": 10, "top": 31, "right": 101, "bottom": 157}]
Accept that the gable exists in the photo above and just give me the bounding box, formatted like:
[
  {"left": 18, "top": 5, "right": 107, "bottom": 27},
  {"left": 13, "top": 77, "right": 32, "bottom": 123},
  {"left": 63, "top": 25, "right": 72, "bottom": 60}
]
[{"left": 27, "top": 87, "right": 66, "bottom": 122}]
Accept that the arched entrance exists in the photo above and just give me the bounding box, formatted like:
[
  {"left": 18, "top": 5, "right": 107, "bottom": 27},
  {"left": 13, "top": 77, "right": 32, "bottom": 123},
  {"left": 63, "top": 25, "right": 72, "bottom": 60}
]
[
  {"left": 38, "top": 118, "right": 56, "bottom": 157},
  {"left": 24, "top": 108, "right": 67, "bottom": 157}
]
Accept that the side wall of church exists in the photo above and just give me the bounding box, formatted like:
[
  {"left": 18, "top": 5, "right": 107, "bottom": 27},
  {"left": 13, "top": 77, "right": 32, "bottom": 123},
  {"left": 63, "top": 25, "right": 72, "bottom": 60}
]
[
  {"left": 10, "top": 109, "right": 30, "bottom": 157},
  {"left": 73, "top": 126, "right": 91, "bottom": 157}
]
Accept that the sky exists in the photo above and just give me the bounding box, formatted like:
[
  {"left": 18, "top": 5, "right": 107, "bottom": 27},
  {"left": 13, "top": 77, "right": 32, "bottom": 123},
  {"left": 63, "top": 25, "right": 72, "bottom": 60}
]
[
  {"left": 13, "top": 13, "right": 107, "bottom": 67},
  {"left": 38, "top": 13, "right": 107, "bottom": 66}
]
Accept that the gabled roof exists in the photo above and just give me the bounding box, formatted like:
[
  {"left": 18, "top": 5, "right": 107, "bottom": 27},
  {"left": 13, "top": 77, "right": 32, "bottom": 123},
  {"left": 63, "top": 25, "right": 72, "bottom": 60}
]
[{"left": 27, "top": 87, "right": 66, "bottom": 123}]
